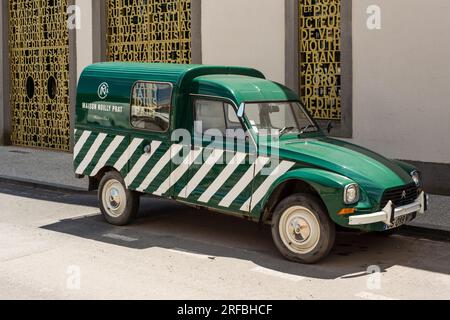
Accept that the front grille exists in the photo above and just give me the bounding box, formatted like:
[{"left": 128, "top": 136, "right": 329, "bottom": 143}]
[{"left": 380, "top": 183, "right": 419, "bottom": 209}]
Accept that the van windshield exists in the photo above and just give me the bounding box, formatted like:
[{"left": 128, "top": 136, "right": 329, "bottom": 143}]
[{"left": 244, "top": 102, "right": 318, "bottom": 136}]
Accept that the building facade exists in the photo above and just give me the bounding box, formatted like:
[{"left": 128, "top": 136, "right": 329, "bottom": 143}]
[{"left": 0, "top": 0, "right": 449, "bottom": 194}]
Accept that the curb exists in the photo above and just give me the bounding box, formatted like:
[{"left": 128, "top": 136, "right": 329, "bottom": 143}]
[
  {"left": 0, "top": 175, "right": 92, "bottom": 194},
  {"left": 400, "top": 224, "right": 450, "bottom": 242}
]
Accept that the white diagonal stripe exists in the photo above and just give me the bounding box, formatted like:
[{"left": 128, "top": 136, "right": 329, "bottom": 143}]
[
  {"left": 113, "top": 138, "right": 144, "bottom": 172},
  {"left": 73, "top": 130, "right": 91, "bottom": 160},
  {"left": 219, "top": 156, "right": 270, "bottom": 208},
  {"left": 75, "top": 133, "right": 108, "bottom": 175},
  {"left": 198, "top": 152, "right": 247, "bottom": 204},
  {"left": 137, "top": 144, "right": 184, "bottom": 192},
  {"left": 154, "top": 149, "right": 203, "bottom": 196},
  {"left": 124, "top": 140, "right": 162, "bottom": 187},
  {"left": 241, "top": 161, "right": 296, "bottom": 212},
  {"left": 178, "top": 149, "right": 225, "bottom": 199},
  {"left": 90, "top": 135, "right": 125, "bottom": 176}
]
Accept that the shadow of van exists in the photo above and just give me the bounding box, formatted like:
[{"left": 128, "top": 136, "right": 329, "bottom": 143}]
[{"left": 41, "top": 196, "right": 450, "bottom": 280}]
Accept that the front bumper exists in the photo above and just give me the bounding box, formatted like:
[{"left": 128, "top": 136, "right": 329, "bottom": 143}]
[{"left": 349, "top": 192, "right": 428, "bottom": 226}]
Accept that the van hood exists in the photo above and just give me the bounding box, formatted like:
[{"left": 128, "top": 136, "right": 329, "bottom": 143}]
[{"left": 275, "top": 137, "right": 413, "bottom": 192}]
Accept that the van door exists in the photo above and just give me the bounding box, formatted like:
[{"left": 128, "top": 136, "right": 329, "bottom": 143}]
[
  {"left": 124, "top": 81, "right": 176, "bottom": 195},
  {"left": 178, "top": 98, "right": 263, "bottom": 215}
]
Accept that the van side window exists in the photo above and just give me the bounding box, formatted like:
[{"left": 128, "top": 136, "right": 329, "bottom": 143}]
[
  {"left": 194, "top": 99, "right": 227, "bottom": 135},
  {"left": 131, "top": 82, "right": 172, "bottom": 132},
  {"left": 194, "top": 99, "right": 247, "bottom": 141}
]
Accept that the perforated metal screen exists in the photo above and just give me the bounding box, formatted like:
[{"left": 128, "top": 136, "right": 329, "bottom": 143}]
[
  {"left": 9, "top": 0, "right": 71, "bottom": 151},
  {"left": 107, "top": 0, "right": 192, "bottom": 63},
  {"left": 300, "top": 0, "right": 341, "bottom": 120}
]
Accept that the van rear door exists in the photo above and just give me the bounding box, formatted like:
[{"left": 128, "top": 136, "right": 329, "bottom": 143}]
[{"left": 124, "top": 81, "right": 175, "bottom": 195}]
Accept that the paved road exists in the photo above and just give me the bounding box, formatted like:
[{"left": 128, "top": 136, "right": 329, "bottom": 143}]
[{"left": 0, "top": 180, "right": 449, "bottom": 300}]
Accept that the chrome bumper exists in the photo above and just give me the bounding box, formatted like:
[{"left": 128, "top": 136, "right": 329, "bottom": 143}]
[{"left": 349, "top": 192, "right": 428, "bottom": 226}]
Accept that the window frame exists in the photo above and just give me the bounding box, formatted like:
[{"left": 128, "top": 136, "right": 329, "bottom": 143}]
[
  {"left": 129, "top": 80, "right": 174, "bottom": 133},
  {"left": 191, "top": 95, "right": 259, "bottom": 150}
]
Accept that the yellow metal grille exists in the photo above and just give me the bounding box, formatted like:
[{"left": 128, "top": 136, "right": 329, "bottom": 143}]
[
  {"left": 299, "top": 0, "right": 341, "bottom": 120},
  {"left": 9, "top": 0, "right": 71, "bottom": 151},
  {"left": 107, "top": 0, "right": 192, "bottom": 63}
]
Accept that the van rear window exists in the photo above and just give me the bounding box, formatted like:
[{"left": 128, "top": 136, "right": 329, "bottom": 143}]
[{"left": 131, "top": 81, "right": 172, "bottom": 132}]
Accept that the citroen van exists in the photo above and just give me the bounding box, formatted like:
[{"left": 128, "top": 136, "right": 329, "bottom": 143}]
[{"left": 74, "top": 63, "right": 428, "bottom": 263}]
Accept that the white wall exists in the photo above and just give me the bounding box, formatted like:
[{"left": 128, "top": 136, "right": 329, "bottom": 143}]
[
  {"left": 351, "top": 0, "right": 450, "bottom": 164},
  {"left": 201, "top": 0, "right": 286, "bottom": 84},
  {"left": 75, "top": 0, "right": 93, "bottom": 82}
]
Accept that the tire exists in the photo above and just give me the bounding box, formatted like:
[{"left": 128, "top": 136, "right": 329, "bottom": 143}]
[
  {"left": 98, "top": 171, "right": 140, "bottom": 226},
  {"left": 271, "top": 193, "right": 336, "bottom": 264}
]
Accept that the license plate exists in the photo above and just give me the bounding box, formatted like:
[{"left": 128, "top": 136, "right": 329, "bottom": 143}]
[{"left": 384, "top": 213, "right": 416, "bottom": 230}]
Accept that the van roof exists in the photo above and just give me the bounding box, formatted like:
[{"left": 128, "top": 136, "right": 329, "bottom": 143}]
[
  {"left": 192, "top": 75, "right": 299, "bottom": 105},
  {"left": 80, "top": 62, "right": 266, "bottom": 90}
]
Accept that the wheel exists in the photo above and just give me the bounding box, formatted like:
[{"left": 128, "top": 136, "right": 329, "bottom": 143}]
[
  {"left": 271, "top": 193, "right": 336, "bottom": 264},
  {"left": 98, "top": 171, "right": 140, "bottom": 226}
]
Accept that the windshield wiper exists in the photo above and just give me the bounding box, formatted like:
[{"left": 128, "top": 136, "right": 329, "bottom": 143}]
[
  {"left": 279, "top": 126, "right": 295, "bottom": 137},
  {"left": 298, "top": 124, "right": 316, "bottom": 135}
]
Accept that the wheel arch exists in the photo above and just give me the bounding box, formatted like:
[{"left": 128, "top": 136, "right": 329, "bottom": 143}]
[
  {"left": 259, "top": 168, "right": 354, "bottom": 225},
  {"left": 260, "top": 178, "right": 325, "bottom": 224},
  {"left": 88, "top": 166, "right": 121, "bottom": 191}
]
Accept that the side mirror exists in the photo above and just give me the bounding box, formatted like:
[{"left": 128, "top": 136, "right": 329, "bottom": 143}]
[
  {"left": 327, "top": 121, "right": 334, "bottom": 134},
  {"left": 237, "top": 103, "right": 245, "bottom": 118}
]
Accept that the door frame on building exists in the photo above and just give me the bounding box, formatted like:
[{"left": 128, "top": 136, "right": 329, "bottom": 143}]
[{"left": 285, "top": 0, "right": 353, "bottom": 138}]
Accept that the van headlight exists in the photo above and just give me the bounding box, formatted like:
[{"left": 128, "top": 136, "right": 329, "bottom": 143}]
[
  {"left": 344, "top": 184, "right": 360, "bottom": 204},
  {"left": 411, "top": 170, "right": 422, "bottom": 187}
]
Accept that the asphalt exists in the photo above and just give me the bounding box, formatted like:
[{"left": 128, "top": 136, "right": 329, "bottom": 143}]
[
  {"left": 1, "top": 145, "right": 449, "bottom": 237},
  {"left": 0, "top": 179, "right": 449, "bottom": 299}
]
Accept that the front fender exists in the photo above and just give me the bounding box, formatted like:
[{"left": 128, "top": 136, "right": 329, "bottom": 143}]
[
  {"left": 256, "top": 168, "right": 368, "bottom": 226},
  {"left": 392, "top": 159, "right": 417, "bottom": 175}
]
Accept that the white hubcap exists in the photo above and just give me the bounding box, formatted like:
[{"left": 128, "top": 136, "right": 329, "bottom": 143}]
[
  {"left": 279, "top": 206, "right": 321, "bottom": 254},
  {"left": 102, "top": 179, "right": 126, "bottom": 217}
]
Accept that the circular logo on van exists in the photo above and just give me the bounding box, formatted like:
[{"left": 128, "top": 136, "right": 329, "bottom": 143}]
[{"left": 98, "top": 82, "right": 109, "bottom": 100}]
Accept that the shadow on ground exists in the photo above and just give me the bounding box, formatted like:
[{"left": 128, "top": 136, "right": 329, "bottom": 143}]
[
  {"left": 42, "top": 197, "right": 450, "bottom": 280},
  {"left": 2, "top": 179, "right": 449, "bottom": 280}
]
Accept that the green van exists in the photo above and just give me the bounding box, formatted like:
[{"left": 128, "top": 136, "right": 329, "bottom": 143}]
[{"left": 74, "top": 63, "right": 428, "bottom": 263}]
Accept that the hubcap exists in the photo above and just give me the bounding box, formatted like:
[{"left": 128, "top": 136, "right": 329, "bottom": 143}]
[
  {"left": 102, "top": 179, "right": 126, "bottom": 218},
  {"left": 109, "top": 187, "right": 121, "bottom": 209},
  {"left": 290, "top": 217, "right": 311, "bottom": 241},
  {"left": 279, "top": 206, "right": 321, "bottom": 254}
]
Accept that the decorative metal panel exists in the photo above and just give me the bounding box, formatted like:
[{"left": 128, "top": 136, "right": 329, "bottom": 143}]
[
  {"left": 9, "top": 0, "right": 71, "bottom": 151},
  {"left": 299, "top": 0, "right": 341, "bottom": 120},
  {"left": 107, "top": 0, "right": 192, "bottom": 63}
]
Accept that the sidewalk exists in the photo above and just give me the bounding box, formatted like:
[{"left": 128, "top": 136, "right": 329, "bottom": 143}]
[
  {"left": 0, "top": 146, "right": 449, "bottom": 234},
  {"left": 0, "top": 146, "right": 87, "bottom": 191}
]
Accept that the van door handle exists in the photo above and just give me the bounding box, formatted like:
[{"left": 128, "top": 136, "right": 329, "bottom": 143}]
[{"left": 144, "top": 144, "right": 152, "bottom": 154}]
